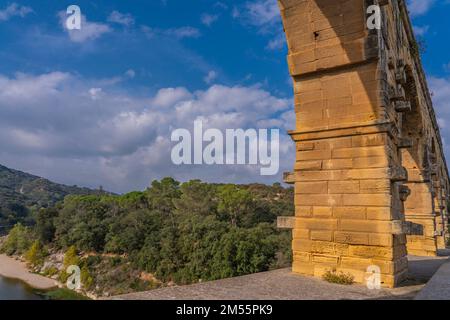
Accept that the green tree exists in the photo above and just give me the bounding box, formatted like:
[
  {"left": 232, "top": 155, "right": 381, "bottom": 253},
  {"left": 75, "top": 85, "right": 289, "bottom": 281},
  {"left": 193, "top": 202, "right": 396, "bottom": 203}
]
[
  {"left": 1, "top": 177, "right": 294, "bottom": 292},
  {"left": 35, "top": 208, "right": 58, "bottom": 243},
  {"left": 211, "top": 224, "right": 277, "bottom": 278},
  {"left": 25, "top": 240, "right": 47, "bottom": 267},
  {"left": 81, "top": 265, "right": 94, "bottom": 290},
  {"left": 63, "top": 245, "right": 80, "bottom": 268},
  {"left": 60, "top": 245, "right": 81, "bottom": 284},
  {"left": 173, "top": 214, "right": 228, "bottom": 283},
  {"left": 55, "top": 196, "right": 110, "bottom": 251},
  {"left": 147, "top": 178, "right": 180, "bottom": 216},
  {"left": 0, "top": 223, "right": 33, "bottom": 255},
  {"left": 105, "top": 210, "right": 161, "bottom": 254},
  {"left": 217, "top": 185, "right": 253, "bottom": 227},
  {"left": 174, "top": 180, "right": 217, "bottom": 217}
]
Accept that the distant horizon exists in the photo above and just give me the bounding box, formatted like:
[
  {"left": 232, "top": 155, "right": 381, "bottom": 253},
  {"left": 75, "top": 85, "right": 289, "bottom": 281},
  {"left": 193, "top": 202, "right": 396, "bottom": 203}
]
[{"left": 0, "top": 162, "right": 289, "bottom": 195}]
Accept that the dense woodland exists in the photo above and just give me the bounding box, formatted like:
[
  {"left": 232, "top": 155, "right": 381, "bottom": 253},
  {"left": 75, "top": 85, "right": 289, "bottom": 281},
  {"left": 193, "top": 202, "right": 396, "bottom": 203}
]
[
  {"left": 0, "top": 164, "right": 105, "bottom": 233},
  {"left": 1, "top": 177, "right": 294, "bottom": 296}
]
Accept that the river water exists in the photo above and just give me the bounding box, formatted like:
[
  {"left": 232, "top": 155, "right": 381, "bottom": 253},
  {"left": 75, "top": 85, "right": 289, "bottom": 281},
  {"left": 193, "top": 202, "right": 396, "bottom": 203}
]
[{"left": 0, "top": 276, "right": 42, "bottom": 300}]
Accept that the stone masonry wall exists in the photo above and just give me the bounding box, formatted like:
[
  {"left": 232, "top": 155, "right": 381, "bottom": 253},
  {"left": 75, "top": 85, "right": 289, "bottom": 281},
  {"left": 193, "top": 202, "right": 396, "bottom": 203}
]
[{"left": 278, "top": 0, "right": 449, "bottom": 287}]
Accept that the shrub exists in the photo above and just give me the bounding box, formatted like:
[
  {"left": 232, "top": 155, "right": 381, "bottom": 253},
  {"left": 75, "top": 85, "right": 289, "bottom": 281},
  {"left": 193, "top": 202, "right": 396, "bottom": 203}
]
[
  {"left": 0, "top": 223, "right": 34, "bottom": 255},
  {"left": 25, "top": 240, "right": 47, "bottom": 267},
  {"left": 63, "top": 245, "right": 80, "bottom": 268},
  {"left": 60, "top": 246, "right": 80, "bottom": 283},
  {"left": 43, "top": 288, "right": 90, "bottom": 300},
  {"left": 43, "top": 266, "right": 59, "bottom": 277},
  {"left": 81, "top": 265, "right": 94, "bottom": 290},
  {"left": 322, "top": 270, "right": 354, "bottom": 285}
]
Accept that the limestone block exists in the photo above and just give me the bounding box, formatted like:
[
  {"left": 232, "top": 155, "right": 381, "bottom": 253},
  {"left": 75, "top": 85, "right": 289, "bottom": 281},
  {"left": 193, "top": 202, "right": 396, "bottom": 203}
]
[
  {"left": 295, "top": 206, "right": 312, "bottom": 217},
  {"left": 311, "top": 231, "right": 334, "bottom": 241},
  {"left": 332, "top": 146, "right": 387, "bottom": 159},
  {"left": 328, "top": 180, "right": 360, "bottom": 194},
  {"left": 339, "top": 219, "right": 396, "bottom": 234},
  {"left": 295, "top": 218, "right": 338, "bottom": 231},
  {"left": 296, "top": 181, "right": 328, "bottom": 194},
  {"left": 335, "top": 231, "right": 369, "bottom": 245},
  {"left": 333, "top": 206, "right": 366, "bottom": 219},
  {"left": 312, "top": 206, "right": 333, "bottom": 217}
]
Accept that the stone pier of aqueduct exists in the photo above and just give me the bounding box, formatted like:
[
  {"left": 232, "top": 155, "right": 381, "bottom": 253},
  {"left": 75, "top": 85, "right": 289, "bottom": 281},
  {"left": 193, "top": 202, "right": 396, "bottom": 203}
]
[{"left": 278, "top": 0, "right": 449, "bottom": 287}]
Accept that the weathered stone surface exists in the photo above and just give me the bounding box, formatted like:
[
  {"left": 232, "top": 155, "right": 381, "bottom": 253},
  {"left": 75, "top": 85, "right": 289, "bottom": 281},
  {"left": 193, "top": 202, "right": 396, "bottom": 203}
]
[
  {"left": 279, "top": 0, "right": 449, "bottom": 288},
  {"left": 111, "top": 255, "right": 450, "bottom": 300},
  {"left": 414, "top": 257, "right": 450, "bottom": 300}
]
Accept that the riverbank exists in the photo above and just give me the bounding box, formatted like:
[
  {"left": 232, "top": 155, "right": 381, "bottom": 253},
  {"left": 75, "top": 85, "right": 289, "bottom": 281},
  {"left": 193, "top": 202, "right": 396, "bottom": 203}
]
[{"left": 0, "top": 254, "right": 58, "bottom": 290}]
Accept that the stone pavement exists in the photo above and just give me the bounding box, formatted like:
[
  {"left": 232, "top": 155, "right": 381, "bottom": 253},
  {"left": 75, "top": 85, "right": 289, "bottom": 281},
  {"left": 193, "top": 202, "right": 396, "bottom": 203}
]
[
  {"left": 114, "top": 255, "right": 449, "bottom": 300},
  {"left": 414, "top": 249, "right": 450, "bottom": 300}
]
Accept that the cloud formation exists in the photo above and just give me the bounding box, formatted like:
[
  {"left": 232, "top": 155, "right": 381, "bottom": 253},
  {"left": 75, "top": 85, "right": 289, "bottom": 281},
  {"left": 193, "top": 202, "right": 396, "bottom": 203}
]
[
  {"left": 203, "top": 70, "right": 218, "bottom": 84},
  {"left": 59, "top": 12, "right": 111, "bottom": 43},
  {"left": 407, "top": 0, "right": 435, "bottom": 17},
  {"left": 0, "top": 72, "right": 294, "bottom": 193},
  {"left": 247, "top": 0, "right": 279, "bottom": 26},
  {"left": 201, "top": 13, "right": 219, "bottom": 26},
  {"left": 413, "top": 25, "right": 429, "bottom": 36},
  {"left": 234, "top": 0, "right": 285, "bottom": 51},
  {"left": 108, "top": 11, "right": 135, "bottom": 27},
  {"left": 430, "top": 76, "right": 450, "bottom": 155},
  {"left": 0, "top": 3, "right": 32, "bottom": 22},
  {"left": 142, "top": 25, "right": 201, "bottom": 39}
]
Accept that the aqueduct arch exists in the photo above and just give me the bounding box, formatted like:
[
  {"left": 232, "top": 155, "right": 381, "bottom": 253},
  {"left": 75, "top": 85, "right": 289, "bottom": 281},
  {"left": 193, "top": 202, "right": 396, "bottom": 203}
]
[{"left": 278, "top": 0, "right": 449, "bottom": 287}]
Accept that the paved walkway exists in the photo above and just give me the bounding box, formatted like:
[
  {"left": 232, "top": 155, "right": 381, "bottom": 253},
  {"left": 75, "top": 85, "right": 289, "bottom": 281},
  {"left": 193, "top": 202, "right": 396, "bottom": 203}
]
[
  {"left": 407, "top": 251, "right": 450, "bottom": 284},
  {"left": 114, "top": 254, "right": 449, "bottom": 300},
  {"left": 414, "top": 249, "right": 450, "bottom": 300}
]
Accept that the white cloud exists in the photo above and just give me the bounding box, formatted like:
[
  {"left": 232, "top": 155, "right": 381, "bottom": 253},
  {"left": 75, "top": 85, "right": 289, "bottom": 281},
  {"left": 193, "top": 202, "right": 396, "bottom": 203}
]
[
  {"left": 59, "top": 12, "right": 111, "bottom": 43},
  {"left": 413, "top": 25, "right": 429, "bottom": 37},
  {"left": 203, "top": 70, "right": 218, "bottom": 84},
  {"left": 89, "top": 88, "right": 103, "bottom": 100},
  {"left": 108, "top": 11, "right": 135, "bottom": 27},
  {"left": 0, "top": 3, "right": 32, "bottom": 21},
  {"left": 201, "top": 13, "right": 219, "bottom": 26},
  {"left": 266, "top": 33, "right": 286, "bottom": 50},
  {"left": 407, "top": 0, "right": 435, "bottom": 17},
  {"left": 214, "top": 2, "right": 228, "bottom": 10},
  {"left": 142, "top": 25, "right": 201, "bottom": 39},
  {"left": 242, "top": 0, "right": 280, "bottom": 27},
  {"left": 429, "top": 76, "right": 450, "bottom": 160},
  {"left": 231, "top": 6, "right": 240, "bottom": 18},
  {"left": 166, "top": 26, "right": 201, "bottom": 39},
  {"left": 125, "top": 69, "right": 136, "bottom": 79},
  {"left": 151, "top": 87, "right": 192, "bottom": 108},
  {"left": 234, "top": 0, "right": 284, "bottom": 49},
  {"left": 444, "top": 63, "right": 450, "bottom": 73},
  {"left": 0, "top": 72, "right": 293, "bottom": 193}
]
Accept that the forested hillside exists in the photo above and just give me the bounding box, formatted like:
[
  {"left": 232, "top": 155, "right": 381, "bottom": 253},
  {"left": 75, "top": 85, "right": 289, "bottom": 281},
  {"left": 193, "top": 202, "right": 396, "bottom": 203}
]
[
  {"left": 1, "top": 178, "right": 294, "bottom": 296},
  {"left": 0, "top": 164, "right": 106, "bottom": 232}
]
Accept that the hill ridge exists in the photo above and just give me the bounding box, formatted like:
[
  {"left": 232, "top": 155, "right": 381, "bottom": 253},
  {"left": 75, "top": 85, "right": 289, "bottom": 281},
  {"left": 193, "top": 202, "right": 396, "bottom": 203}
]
[{"left": 0, "top": 163, "right": 106, "bottom": 230}]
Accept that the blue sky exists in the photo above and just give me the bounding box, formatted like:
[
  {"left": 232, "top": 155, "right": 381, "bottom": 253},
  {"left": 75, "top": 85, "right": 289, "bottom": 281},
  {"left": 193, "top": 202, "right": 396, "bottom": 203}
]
[
  {"left": 0, "top": 0, "right": 449, "bottom": 193},
  {"left": 0, "top": 0, "right": 291, "bottom": 95}
]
